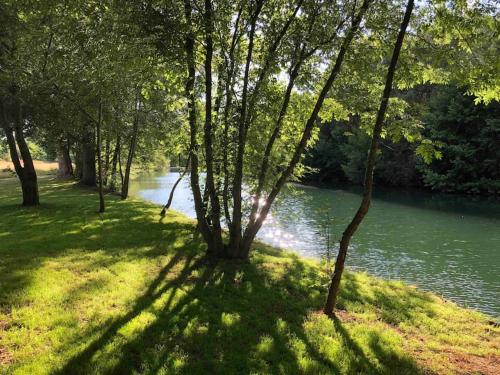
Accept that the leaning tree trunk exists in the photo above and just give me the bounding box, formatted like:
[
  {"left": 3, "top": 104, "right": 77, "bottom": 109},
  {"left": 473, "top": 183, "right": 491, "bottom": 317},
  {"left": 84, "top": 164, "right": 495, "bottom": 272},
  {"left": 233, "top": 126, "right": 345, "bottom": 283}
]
[
  {"left": 96, "top": 100, "right": 105, "bottom": 213},
  {"left": 80, "top": 125, "right": 96, "bottom": 186},
  {"left": 323, "top": 0, "right": 414, "bottom": 315},
  {"left": 160, "top": 155, "right": 190, "bottom": 217}
]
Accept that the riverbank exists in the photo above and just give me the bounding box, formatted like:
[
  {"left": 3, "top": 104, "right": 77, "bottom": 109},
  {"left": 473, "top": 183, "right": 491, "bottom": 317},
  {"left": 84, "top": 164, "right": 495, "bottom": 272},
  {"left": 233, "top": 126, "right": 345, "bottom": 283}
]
[{"left": 0, "top": 178, "right": 499, "bottom": 374}]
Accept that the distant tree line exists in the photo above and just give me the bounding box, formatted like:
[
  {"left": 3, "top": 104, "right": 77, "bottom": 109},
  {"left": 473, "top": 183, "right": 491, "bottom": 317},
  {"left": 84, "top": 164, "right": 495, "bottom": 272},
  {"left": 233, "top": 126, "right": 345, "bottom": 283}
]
[{"left": 305, "top": 85, "right": 500, "bottom": 195}]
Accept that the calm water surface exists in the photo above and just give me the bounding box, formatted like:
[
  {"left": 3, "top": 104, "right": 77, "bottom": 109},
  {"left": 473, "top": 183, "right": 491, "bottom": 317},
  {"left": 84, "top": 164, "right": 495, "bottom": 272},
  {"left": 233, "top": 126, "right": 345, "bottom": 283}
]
[{"left": 130, "top": 171, "right": 500, "bottom": 317}]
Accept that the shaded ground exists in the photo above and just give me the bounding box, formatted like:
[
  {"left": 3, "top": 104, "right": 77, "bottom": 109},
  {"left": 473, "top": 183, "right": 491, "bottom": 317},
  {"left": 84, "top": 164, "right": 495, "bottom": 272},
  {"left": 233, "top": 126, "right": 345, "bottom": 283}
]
[{"left": 0, "top": 178, "right": 498, "bottom": 374}]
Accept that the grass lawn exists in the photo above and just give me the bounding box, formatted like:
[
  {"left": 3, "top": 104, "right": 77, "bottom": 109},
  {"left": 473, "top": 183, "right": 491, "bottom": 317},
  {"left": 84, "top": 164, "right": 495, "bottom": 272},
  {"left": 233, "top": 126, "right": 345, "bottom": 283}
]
[{"left": 0, "top": 177, "right": 498, "bottom": 374}]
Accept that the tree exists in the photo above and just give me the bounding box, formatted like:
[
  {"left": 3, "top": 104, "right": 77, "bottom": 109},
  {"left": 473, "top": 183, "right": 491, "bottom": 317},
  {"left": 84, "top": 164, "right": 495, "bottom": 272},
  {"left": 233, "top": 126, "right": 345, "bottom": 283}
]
[
  {"left": 0, "top": 3, "right": 40, "bottom": 206},
  {"left": 323, "top": 0, "right": 414, "bottom": 315},
  {"left": 175, "top": 0, "right": 374, "bottom": 258}
]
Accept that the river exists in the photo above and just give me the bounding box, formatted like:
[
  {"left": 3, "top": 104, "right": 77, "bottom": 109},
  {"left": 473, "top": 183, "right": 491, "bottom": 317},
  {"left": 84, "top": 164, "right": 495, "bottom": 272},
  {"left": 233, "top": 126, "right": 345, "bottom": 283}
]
[{"left": 130, "top": 170, "right": 500, "bottom": 317}]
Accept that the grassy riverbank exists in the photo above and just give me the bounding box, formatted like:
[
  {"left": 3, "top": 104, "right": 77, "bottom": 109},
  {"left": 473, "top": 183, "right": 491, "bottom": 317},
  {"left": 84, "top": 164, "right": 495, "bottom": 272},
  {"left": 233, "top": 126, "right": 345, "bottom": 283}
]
[{"left": 0, "top": 178, "right": 498, "bottom": 374}]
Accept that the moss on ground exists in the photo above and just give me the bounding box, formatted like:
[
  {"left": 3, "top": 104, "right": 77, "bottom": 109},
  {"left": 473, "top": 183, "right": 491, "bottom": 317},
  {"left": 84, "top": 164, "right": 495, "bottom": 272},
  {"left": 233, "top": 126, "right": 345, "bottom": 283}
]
[{"left": 0, "top": 178, "right": 498, "bottom": 374}]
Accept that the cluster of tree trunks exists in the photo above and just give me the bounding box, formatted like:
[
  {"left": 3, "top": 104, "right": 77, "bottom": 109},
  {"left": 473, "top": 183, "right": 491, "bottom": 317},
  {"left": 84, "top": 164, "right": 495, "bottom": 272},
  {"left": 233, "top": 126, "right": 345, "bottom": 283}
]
[{"left": 182, "top": 0, "right": 372, "bottom": 259}]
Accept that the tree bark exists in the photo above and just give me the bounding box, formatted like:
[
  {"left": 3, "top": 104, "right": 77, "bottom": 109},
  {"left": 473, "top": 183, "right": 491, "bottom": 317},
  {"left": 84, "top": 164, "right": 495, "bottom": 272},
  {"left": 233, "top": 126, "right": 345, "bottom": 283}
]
[
  {"left": 74, "top": 143, "right": 83, "bottom": 180},
  {"left": 96, "top": 100, "right": 105, "bottom": 213},
  {"left": 103, "top": 136, "right": 111, "bottom": 186},
  {"left": 203, "top": 0, "right": 224, "bottom": 255},
  {"left": 228, "top": 0, "right": 264, "bottom": 257},
  {"left": 109, "top": 135, "right": 120, "bottom": 192},
  {"left": 1, "top": 99, "right": 39, "bottom": 206},
  {"left": 121, "top": 93, "right": 140, "bottom": 200},
  {"left": 182, "top": 0, "right": 214, "bottom": 252},
  {"left": 80, "top": 125, "right": 96, "bottom": 186},
  {"left": 57, "top": 137, "right": 73, "bottom": 179},
  {"left": 323, "top": 0, "right": 414, "bottom": 315}
]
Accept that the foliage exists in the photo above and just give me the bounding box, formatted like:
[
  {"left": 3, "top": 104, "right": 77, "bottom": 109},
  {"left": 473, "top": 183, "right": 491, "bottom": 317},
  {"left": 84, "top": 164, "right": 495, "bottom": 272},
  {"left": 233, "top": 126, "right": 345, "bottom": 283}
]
[
  {"left": 305, "top": 85, "right": 500, "bottom": 194},
  {"left": 418, "top": 85, "right": 500, "bottom": 194}
]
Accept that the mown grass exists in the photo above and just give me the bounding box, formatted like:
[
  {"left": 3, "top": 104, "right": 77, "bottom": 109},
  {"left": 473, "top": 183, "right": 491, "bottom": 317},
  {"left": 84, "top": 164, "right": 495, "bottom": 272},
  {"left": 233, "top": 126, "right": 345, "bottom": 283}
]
[{"left": 0, "top": 177, "right": 498, "bottom": 374}]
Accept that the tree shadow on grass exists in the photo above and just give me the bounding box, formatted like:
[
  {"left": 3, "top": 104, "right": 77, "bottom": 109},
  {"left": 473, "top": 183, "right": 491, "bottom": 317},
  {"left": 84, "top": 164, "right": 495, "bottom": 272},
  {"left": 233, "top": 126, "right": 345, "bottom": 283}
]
[
  {"left": 55, "top": 253, "right": 426, "bottom": 375},
  {"left": 0, "top": 179, "right": 200, "bottom": 307},
  {"left": 338, "top": 272, "right": 438, "bottom": 327}
]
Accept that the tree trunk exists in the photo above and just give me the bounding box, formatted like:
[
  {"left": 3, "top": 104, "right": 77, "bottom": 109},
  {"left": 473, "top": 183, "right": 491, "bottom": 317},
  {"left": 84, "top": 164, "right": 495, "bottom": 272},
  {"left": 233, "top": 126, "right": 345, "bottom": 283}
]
[
  {"left": 96, "top": 100, "right": 105, "bottom": 213},
  {"left": 323, "top": 0, "right": 414, "bottom": 315},
  {"left": 121, "top": 94, "right": 140, "bottom": 200},
  {"left": 1, "top": 99, "right": 40, "bottom": 206},
  {"left": 80, "top": 126, "right": 96, "bottom": 186},
  {"left": 109, "top": 135, "right": 120, "bottom": 192},
  {"left": 236, "top": 0, "right": 373, "bottom": 259},
  {"left": 14, "top": 103, "right": 39, "bottom": 206},
  {"left": 57, "top": 137, "right": 73, "bottom": 179},
  {"left": 183, "top": 0, "right": 214, "bottom": 252},
  {"left": 160, "top": 155, "right": 190, "bottom": 216},
  {"left": 228, "top": 0, "right": 264, "bottom": 258},
  {"left": 203, "top": 0, "right": 224, "bottom": 255},
  {"left": 103, "top": 136, "right": 111, "bottom": 186},
  {"left": 74, "top": 143, "right": 83, "bottom": 180}
]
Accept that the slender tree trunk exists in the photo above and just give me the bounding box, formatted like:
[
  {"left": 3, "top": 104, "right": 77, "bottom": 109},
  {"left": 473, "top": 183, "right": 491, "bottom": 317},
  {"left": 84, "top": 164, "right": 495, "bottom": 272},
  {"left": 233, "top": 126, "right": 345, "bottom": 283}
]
[
  {"left": 96, "top": 100, "right": 105, "bottom": 213},
  {"left": 203, "top": 0, "right": 224, "bottom": 255},
  {"left": 228, "top": 0, "right": 264, "bottom": 257},
  {"left": 220, "top": 6, "right": 242, "bottom": 228},
  {"left": 245, "top": 43, "right": 306, "bottom": 236},
  {"left": 66, "top": 138, "right": 74, "bottom": 175},
  {"left": 109, "top": 135, "right": 120, "bottom": 192},
  {"left": 183, "top": 0, "right": 214, "bottom": 251},
  {"left": 160, "top": 155, "right": 190, "bottom": 216},
  {"left": 121, "top": 93, "right": 140, "bottom": 200},
  {"left": 103, "top": 136, "right": 111, "bottom": 186},
  {"left": 323, "top": 0, "right": 414, "bottom": 315},
  {"left": 80, "top": 125, "right": 96, "bottom": 186},
  {"left": 118, "top": 142, "right": 124, "bottom": 188}
]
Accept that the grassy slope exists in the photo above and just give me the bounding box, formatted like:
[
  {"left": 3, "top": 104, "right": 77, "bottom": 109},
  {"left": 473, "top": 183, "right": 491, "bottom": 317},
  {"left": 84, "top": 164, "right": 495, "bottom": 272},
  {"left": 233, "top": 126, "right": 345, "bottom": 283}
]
[{"left": 0, "top": 178, "right": 498, "bottom": 375}]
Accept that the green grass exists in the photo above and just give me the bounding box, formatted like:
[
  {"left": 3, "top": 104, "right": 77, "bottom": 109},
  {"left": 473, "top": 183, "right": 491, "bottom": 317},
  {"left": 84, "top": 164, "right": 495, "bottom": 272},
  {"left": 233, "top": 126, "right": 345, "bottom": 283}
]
[{"left": 0, "top": 178, "right": 498, "bottom": 374}]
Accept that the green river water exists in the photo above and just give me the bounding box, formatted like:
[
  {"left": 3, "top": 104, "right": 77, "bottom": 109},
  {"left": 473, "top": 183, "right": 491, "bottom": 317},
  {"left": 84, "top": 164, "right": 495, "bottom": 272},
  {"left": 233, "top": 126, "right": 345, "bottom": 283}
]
[{"left": 130, "top": 171, "right": 500, "bottom": 317}]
